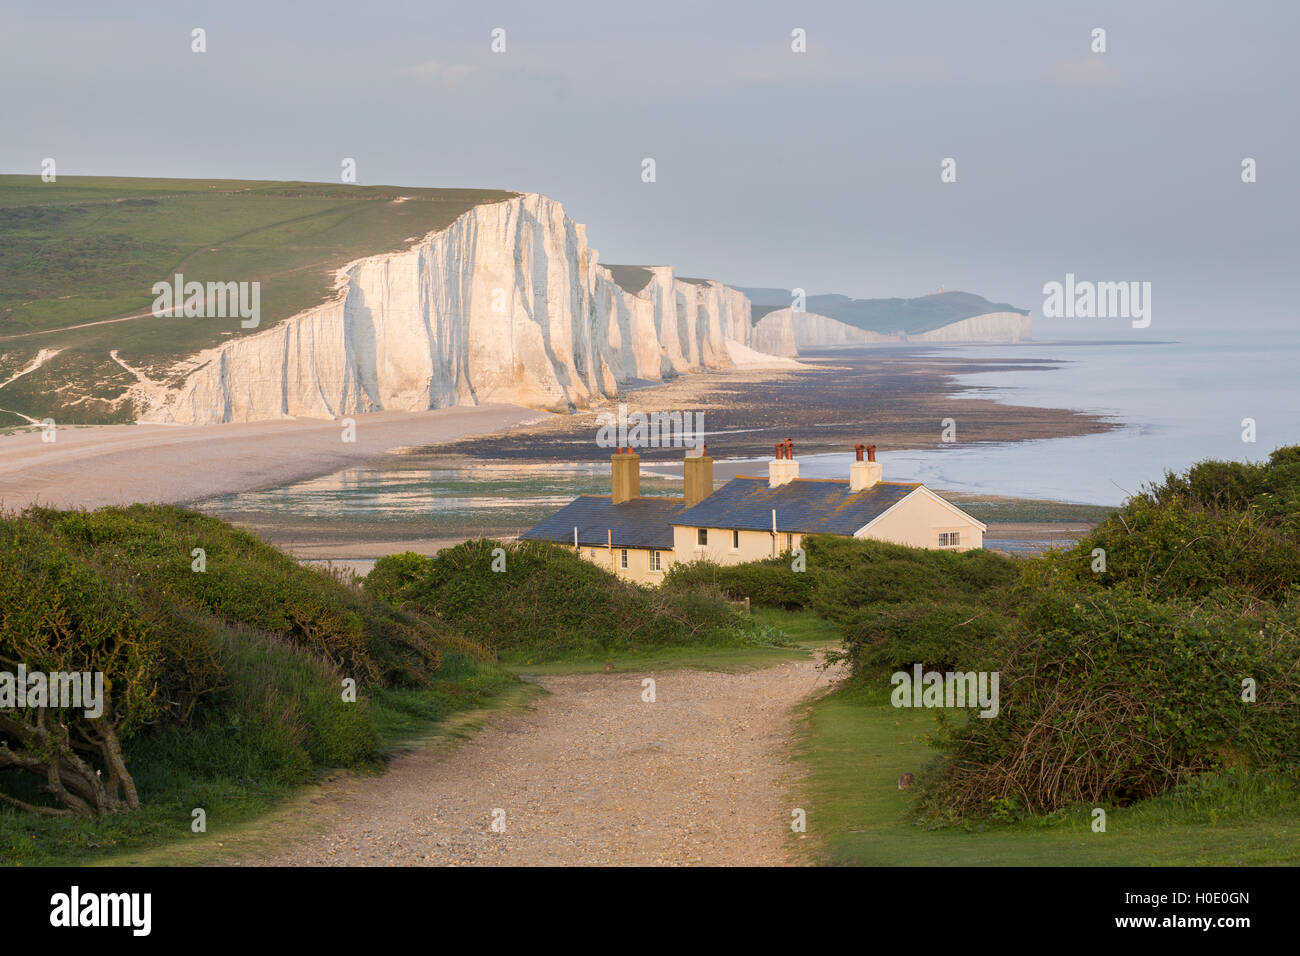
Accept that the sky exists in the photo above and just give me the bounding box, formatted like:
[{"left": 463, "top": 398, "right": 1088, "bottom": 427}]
[{"left": 3, "top": 0, "right": 1298, "bottom": 335}]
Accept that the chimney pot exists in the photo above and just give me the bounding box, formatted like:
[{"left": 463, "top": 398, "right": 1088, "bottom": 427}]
[
  {"left": 849, "top": 445, "right": 882, "bottom": 491},
  {"left": 769, "top": 439, "right": 800, "bottom": 487}
]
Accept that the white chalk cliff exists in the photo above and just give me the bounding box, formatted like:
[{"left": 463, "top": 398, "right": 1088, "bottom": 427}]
[
  {"left": 140, "top": 193, "right": 796, "bottom": 424},
  {"left": 908, "top": 311, "right": 1031, "bottom": 343},
  {"left": 789, "top": 309, "right": 1031, "bottom": 348},
  {"left": 788, "top": 310, "right": 890, "bottom": 348}
]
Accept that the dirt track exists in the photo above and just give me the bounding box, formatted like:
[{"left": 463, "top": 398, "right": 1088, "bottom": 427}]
[{"left": 244, "top": 659, "right": 837, "bottom": 867}]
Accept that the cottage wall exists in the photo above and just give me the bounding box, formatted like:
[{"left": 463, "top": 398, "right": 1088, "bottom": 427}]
[{"left": 856, "top": 489, "right": 984, "bottom": 550}]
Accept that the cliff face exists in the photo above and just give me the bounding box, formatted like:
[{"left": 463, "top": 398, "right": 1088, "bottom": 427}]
[
  {"left": 751, "top": 310, "right": 800, "bottom": 357},
  {"left": 906, "top": 311, "right": 1031, "bottom": 343},
  {"left": 143, "top": 194, "right": 791, "bottom": 424},
  {"left": 792, "top": 309, "right": 1031, "bottom": 348},
  {"left": 788, "top": 310, "right": 889, "bottom": 348}
]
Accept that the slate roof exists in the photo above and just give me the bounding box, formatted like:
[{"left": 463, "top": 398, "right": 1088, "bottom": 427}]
[
  {"left": 672, "top": 476, "right": 920, "bottom": 535},
  {"left": 520, "top": 495, "right": 685, "bottom": 550}
]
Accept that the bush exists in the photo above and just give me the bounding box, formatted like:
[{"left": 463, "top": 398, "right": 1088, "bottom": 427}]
[
  {"left": 24, "top": 505, "right": 474, "bottom": 688},
  {"left": 663, "top": 556, "right": 815, "bottom": 609},
  {"left": 1049, "top": 496, "right": 1300, "bottom": 603},
  {"left": 28, "top": 506, "right": 377, "bottom": 683},
  {"left": 805, "top": 536, "right": 1018, "bottom": 624},
  {"left": 369, "top": 538, "right": 773, "bottom": 661},
  {"left": 830, "top": 600, "right": 1013, "bottom": 676},
  {"left": 1, "top": 505, "right": 492, "bottom": 817},
  {"left": 1144, "top": 445, "right": 1300, "bottom": 524},
  {"left": 364, "top": 551, "right": 435, "bottom": 605},
  {"left": 663, "top": 535, "right": 1019, "bottom": 622},
  {"left": 915, "top": 588, "right": 1300, "bottom": 819},
  {"left": 129, "top": 624, "right": 377, "bottom": 787},
  {"left": 0, "top": 514, "right": 223, "bottom": 815}
]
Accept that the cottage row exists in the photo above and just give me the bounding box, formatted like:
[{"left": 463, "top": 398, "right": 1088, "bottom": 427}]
[{"left": 522, "top": 441, "right": 986, "bottom": 584}]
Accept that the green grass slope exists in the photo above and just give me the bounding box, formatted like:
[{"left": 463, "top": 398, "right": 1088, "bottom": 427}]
[{"left": 0, "top": 176, "right": 516, "bottom": 423}]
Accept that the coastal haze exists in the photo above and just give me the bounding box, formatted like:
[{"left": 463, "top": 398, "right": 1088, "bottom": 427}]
[{"left": 3, "top": 1, "right": 1297, "bottom": 333}]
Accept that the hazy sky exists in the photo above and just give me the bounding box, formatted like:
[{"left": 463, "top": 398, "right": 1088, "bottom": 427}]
[{"left": 3, "top": 1, "right": 1297, "bottom": 334}]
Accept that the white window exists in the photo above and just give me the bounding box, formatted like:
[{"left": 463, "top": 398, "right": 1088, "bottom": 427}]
[
  {"left": 939, "top": 531, "right": 961, "bottom": 548},
  {"left": 731, "top": 529, "right": 740, "bottom": 550},
  {"left": 620, "top": 548, "right": 628, "bottom": 569},
  {"left": 697, "top": 527, "right": 708, "bottom": 546},
  {"left": 784, "top": 533, "right": 794, "bottom": 551},
  {"left": 650, "top": 550, "right": 662, "bottom": 571}
]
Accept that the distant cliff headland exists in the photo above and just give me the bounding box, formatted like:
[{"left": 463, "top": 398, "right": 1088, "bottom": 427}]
[
  {"left": 0, "top": 176, "right": 1030, "bottom": 426},
  {"left": 744, "top": 288, "right": 1032, "bottom": 347}
]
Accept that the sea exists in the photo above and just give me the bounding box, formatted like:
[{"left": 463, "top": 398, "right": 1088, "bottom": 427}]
[
  {"left": 201, "top": 329, "right": 1300, "bottom": 528},
  {"left": 794, "top": 329, "right": 1300, "bottom": 505}
]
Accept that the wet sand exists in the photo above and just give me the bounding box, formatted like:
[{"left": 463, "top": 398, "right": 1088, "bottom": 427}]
[
  {"left": 425, "top": 347, "right": 1115, "bottom": 466},
  {"left": 0, "top": 404, "right": 545, "bottom": 512}
]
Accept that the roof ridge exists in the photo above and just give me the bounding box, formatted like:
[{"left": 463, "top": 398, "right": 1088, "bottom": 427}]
[{"left": 728, "top": 475, "right": 920, "bottom": 488}]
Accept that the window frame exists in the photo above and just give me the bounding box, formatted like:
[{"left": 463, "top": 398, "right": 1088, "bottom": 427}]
[
  {"left": 731, "top": 529, "right": 740, "bottom": 551},
  {"left": 697, "top": 527, "right": 708, "bottom": 547},
  {"left": 619, "top": 548, "right": 628, "bottom": 569},
  {"left": 650, "top": 550, "right": 662, "bottom": 572}
]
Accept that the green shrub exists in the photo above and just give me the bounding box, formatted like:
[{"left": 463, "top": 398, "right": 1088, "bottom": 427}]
[
  {"left": 24, "top": 504, "right": 477, "bottom": 689},
  {"left": 663, "top": 556, "right": 815, "bottom": 609},
  {"left": 914, "top": 587, "right": 1300, "bottom": 819},
  {"left": 0, "top": 514, "right": 222, "bottom": 814},
  {"left": 829, "top": 600, "right": 1013, "bottom": 676},
  {"left": 663, "top": 536, "right": 1019, "bottom": 622},
  {"left": 364, "top": 551, "right": 435, "bottom": 605},
  {"left": 805, "top": 536, "right": 1018, "bottom": 624},
  {"left": 373, "top": 538, "right": 771, "bottom": 661},
  {"left": 28, "top": 505, "right": 378, "bottom": 683},
  {"left": 1048, "top": 497, "right": 1300, "bottom": 603},
  {"left": 1145, "top": 445, "right": 1300, "bottom": 523},
  {"left": 2, "top": 504, "right": 494, "bottom": 818}
]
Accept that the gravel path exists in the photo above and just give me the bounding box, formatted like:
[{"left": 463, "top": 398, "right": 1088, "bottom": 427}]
[{"left": 246, "top": 659, "right": 836, "bottom": 866}]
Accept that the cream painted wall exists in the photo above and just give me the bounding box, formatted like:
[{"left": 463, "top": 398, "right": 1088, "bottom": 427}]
[
  {"left": 577, "top": 543, "right": 676, "bottom": 584},
  {"left": 857, "top": 488, "right": 984, "bottom": 550},
  {"left": 671, "top": 525, "right": 802, "bottom": 565}
]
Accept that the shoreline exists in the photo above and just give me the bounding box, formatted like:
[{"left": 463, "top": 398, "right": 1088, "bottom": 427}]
[
  {"left": 0, "top": 345, "right": 1119, "bottom": 564},
  {"left": 0, "top": 404, "right": 546, "bottom": 512},
  {"left": 425, "top": 346, "right": 1118, "bottom": 464}
]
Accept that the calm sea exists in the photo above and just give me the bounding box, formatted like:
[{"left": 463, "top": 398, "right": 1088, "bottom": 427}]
[
  {"left": 202, "top": 329, "right": 1300, "bottom": 525},
  {"left": 795, "top": 330, "right": 1300, "bottom": 505}
]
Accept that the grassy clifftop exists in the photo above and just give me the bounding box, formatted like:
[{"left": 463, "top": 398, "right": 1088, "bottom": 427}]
[{"left": 0, "top": 176, "right": 515, "bottom": 423}]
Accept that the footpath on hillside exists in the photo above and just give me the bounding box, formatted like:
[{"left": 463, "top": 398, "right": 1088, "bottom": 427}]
[{"left": 238, "top": 659, "right": 837, "bottom": 866}]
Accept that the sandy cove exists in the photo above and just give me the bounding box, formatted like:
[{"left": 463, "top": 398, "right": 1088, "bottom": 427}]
[{"left": 0, "top": 404, "right": 545, "bottom": 513}]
